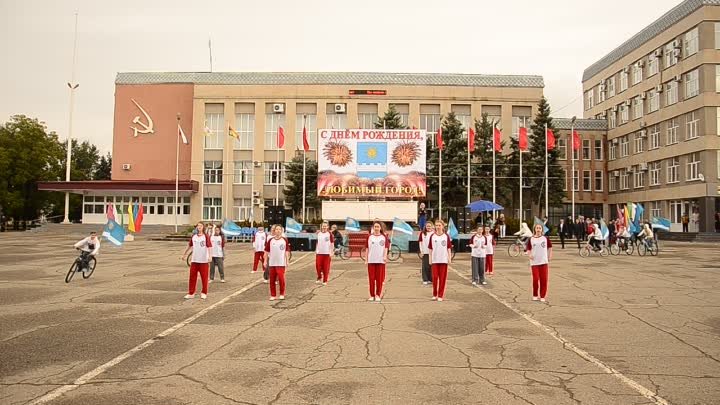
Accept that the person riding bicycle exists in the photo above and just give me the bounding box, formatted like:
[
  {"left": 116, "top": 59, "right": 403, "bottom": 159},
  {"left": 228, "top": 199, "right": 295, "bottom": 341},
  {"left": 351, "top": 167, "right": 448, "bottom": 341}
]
[
  {"left": 73, "top": 231, "right": 100, "bottom": 274},
  {"left": 616, "top": 224, "right": 630, "bottom": 248},
  {"left": 637, "top": 223, "right": 655, "bottom": 248},
  {"left": 588, "top": 222, "right": 603, "bottom": 251},
  {"left": 513, "top": 222, "right": 533, "bottom": 245},
  {"left": 331, "top": 224, "right": 343, "bottom": 255}
]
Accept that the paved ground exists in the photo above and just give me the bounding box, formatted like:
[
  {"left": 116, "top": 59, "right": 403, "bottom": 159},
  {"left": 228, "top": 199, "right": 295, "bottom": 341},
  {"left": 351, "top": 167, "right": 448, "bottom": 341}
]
[{"left": 1, "top": 228, "right": 719, "bottom": 405}]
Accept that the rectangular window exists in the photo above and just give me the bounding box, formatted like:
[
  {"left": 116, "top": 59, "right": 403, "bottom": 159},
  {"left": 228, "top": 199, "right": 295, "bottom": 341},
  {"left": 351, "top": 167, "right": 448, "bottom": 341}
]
[
  {"left": 557, "top": 138, "right": 567, "bottom": 160},
  {"left": 607, "top": 76, "right": 616, "bottom": 97},
  {"left": 204, "top": 161, "right": 223, "bottom": 184},
  {"left": 594, "top": 170, "right": 603, "bottom": 191},
  {"left": 295, "top": 113, "right": 317, "bottom": 150},
  {"left": 620, "top": 170, "right": 630, "bottom": 190},
  {"left": 667, "top": 157, "right": 679, "bottom": 183},
  {"left": 664, "top": 42, "right": 678, "bottom": 68},
  {"left": 634, "top": 169, "right": 645, "bottom": 188},
  {"left": 203, "top": 197, "right": 222, "bottom": 221},
  {"left": 684, "top": 27, "right": 699, "bottom": 57},
  {"left": 685, "top": 69, "right": 699, "bottom": 99},
  {"left": 265, "top": 110, "right": 286, "bottom": 149},
  {"left": 632, "top": 63, "right": 643, "bottom": 85},
  {"left": 598, "top": 83, "right": 606, "bottom": 103},
  {"left": 452, "top": 104, "right": 472, "bottom": 136},
  {"left": 609, "top": 175, "right": 617, "bottom": 192},
  {"left": 204, "top": 104, "right": 224, "bottom": 150},
  {"left": 634, "top": 132, "right": 645, "bottom": 154},
  {"left": 358, "top": 103, "right": 379, "bottom": 129},
  {"left": 620, "top": 103, "right": 629, "bottom": 124},
  {"left": 667, "top": 118, "right": 679, "bottom": 144},
  {"left": 583, "top": 170, "right": 591, "bottom": 191},
  {"left": 233, "top": 161, "right": 252, "bottom": 184},
  {"left": 390, "top": 104, "right": 410, "bottom": 127},
  {"left": 633, "top": 96, "right": 644, "bottom": 120},
  {"left": 234, "top": 103, "right": 255, "bottom": 150},
  {"left": 263, "top": 162, "right": 285, "bottom": 185},
  {"left": 716, "top": 66, "right": 720, "bottom": 92},
  {"left": 667, "top": 80, "right": 679, "bottom": 105},
  {"left": 649, "top": 125, "right": 660, "bottom": 150},
  {"left": 511, "top": 111, "right": 532, "bottom": 139},
  {"left": 686, "top": 110, "right": 699, "bottom": 140},
  {"left": 648, "top": 55, "right": 659, "bottom": 76},
  {"left": 594, "top": 139, "right": 603, "bottom": 160},
  {"left": 420, "top": 104, "right": 441, "bottom": 148},
  {"left": 233, "top": 198, "right": 251, "bottom": 222},
  {"left": 687, "top": 152, "right": 700, "bottom": 180},
  {"left": 586, "top": 90, "right": 594, "bottom": 110},
  {"left": 620, "top": 136, "right": 629, "bottom": 157},
  {"left": 620, "top": 70, "right": 629, "bottom": 91},
  {"left": 669, "top": 200, "right": 683, "bottom": 223},
  {"left": 649, "top": 90, "right": 659, "bottom": 113},
  {"left": 650, "top": 161, "right": 661, "bottom": 186},
  {"left": 608, "top": 140, "right": 617, "bottom": 160},
  {"left": 650, "top": 201, "right": 661, "bottom": 219},
  {"left": 573, "top": 170, "right": 579, "bottom": 191},
  {"left": 609, "top": 109, "right": 617, "bottom": 129},
  {"left": 716, "top": 23, "right": 720, "bottom": 49},
  {"left": 582, "top": 139, "right": 591, "bottom": 160}
]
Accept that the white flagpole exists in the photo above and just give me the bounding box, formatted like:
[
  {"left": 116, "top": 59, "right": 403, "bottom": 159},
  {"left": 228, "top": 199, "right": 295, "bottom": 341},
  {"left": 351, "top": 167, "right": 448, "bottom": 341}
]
[
  {"left": 519, "top": 141, "right": 523, "bottom": 222},
  {"left": 275, "top": 134, "right": 280, "bottom": 207},
  {"left": 63, "top": 12, "right": 79, "bottom": 224},
  {"left": 492, "top": 122, "right": 497, "bottom": 220},
  {"left": 439, "top": 149, "right": 443, "bottom": 220},
  {"left": 545, "top": 123, "right": 549, "bottom": 219},
  {"left": 571, "top": 119, "right": 576, "bottom": 220},
  {"left": 467, "top": 130, "right": 471, "bottom": 206},
  {"left": 302, "top": 116, "right": 307, "bottom": 222},
  {"left": 175, "top": 115, "right": 181, "bottom": 233}
]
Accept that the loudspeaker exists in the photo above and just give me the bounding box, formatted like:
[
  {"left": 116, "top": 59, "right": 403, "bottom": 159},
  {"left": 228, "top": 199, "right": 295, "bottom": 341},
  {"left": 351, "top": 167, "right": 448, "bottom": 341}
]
[{"left": 264, "top": 205, "right": 285, "bottom": 226}]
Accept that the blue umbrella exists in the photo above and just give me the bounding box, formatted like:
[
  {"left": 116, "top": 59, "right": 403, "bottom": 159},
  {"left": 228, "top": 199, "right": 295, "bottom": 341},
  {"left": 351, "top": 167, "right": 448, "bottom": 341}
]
[{"left": 466, "top": 200, "right": 504, "bottom": 212}]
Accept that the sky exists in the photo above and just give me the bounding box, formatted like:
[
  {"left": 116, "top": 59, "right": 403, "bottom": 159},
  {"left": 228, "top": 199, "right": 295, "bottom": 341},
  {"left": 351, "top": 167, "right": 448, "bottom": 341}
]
[{"left": 0, "top": 0, "right": 682, "bottom": 154}]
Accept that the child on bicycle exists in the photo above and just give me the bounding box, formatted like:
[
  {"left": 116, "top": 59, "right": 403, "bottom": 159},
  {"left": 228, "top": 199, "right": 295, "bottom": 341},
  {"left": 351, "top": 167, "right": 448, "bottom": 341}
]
[
  {"left": 428, "top": 219, "right": 453, "bottom": 302},
  {"left": 315, "top": 221, "right": 334, "bottom": 285},
  {"left": 637, "top": 222, "right": 655, "bottom": 247},
  {"left": 469, "top": 225, "right": 487, "bottom": 286},
  {"left": 264, "top": 225, "right": 291, "bottom": 301},
  {"left": 589, "top": 222, "right": 603, "bottom": 251},
  {"left": 484, "top": 225, "right": 496, "bottom": 276},
  {"left": 209, "top": 226, "right": 226, "bottom": 283},
  {"left": 526, "top": 223, "right": 552, "bottom": 303},
  {"left": 514, "top": 222, "right": 533, "bottom": 245},
  {"left": 182, "top": 222, "right": 213, "bottom": 300},
  {"left": 74, "top": 231, "right": 100, "bottom": 274},
  {"left": 418, "top": 222, "right": 434, "bottom": 285},
  {"left": 364, "top": 221, "right": 389, "bottom": 302}
]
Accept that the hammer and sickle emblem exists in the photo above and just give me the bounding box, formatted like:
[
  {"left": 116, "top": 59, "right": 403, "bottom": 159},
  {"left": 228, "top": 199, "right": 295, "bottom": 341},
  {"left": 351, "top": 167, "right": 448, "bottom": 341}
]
[{"left": 130, "top": 98, "right": 154, "bottom": 137}]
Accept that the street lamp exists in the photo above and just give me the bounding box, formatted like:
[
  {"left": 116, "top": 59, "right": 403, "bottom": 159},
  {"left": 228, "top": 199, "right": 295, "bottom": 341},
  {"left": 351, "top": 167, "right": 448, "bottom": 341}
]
[{"left": 63, "top": 13, "right": 80, "bottom": 224}]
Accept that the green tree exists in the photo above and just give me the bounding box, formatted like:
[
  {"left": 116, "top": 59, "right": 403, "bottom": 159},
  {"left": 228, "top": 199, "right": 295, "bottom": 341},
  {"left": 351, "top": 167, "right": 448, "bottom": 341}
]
[
  {"left": 526, "top": 97, "right": 563, "bottom": 217},
  {"left": 374, "top": 105, "right": 407, "bottom": 129},
  {"left": 283, "top": 154, "right": 320, "bottom": 221},
  {"left": 0, "top": 115, "right": 64, "bottom": 220},
  {"left": 472, "top": 114, "right": 512, "bottom": 209},
  {"left": 95, "top": 152, "right": 112, "bottom": 180}
]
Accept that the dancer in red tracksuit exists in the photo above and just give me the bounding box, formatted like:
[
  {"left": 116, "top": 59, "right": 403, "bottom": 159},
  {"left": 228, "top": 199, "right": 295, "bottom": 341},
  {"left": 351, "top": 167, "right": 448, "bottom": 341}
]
[
  {"left": 428, "top": 220, "right": 453, "bottom": 302},
  {"left": 264, "top": 225, "right": 291, "bottom": 301},
  {"left": 315, "top": 222, "right": 334, "bottom": 285},
  {"left": 182, "top": 222, "right": 212, "bottom": 300},
  {"left": 364, "top": 221, "right": 388, "bottom": 302},
  {"left": 526, "top": 223, "right": 553, "bottom": 303},
  {"left": 484, "top": 226, "right": 496, "bottom": 276},
  {"left": 251, "top": 226, "right": 267, "bottom": 274}
]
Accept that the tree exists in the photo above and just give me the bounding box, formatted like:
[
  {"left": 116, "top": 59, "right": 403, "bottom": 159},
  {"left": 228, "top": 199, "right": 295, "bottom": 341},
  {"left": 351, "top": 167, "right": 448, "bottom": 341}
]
[
  {"left": 374, "top": 105, "right": 407, "bottom": 129},
  {"left": 472, "top": 114, "right": 513, "bottom": 209},
  {"left": 0, "top": 115, "right": 64, "bottom": 220},
  {"left": 95, "top": 152, "right": 112, "bottom": 180},
  {"left": 283, "top": 154, "right": 320, "bottom": 221},
  {"left": 526, "top": 97, "right": 564, "bottom": 217}
]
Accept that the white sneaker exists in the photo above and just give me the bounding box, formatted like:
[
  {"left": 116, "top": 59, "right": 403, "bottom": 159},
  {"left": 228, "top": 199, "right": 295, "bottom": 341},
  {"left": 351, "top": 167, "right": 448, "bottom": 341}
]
[
  {"left": 200, "top": 293, "right": 207, "bottom": 299},
  {"left": 220, "top": 279, "right": 226, "bottom": 283},
  {"left": 437, "top": 298, "right": 443, "bottom": 302},
  {"left": 471, "top": 281, "right": 477, "bottom": 286},
  {"left": 315, "top": 279, "right": 321, "bottom": 284},
  {"left": 423, "top": 281, "right": 429, "bottom": 285},
  {"left": 263, "top": 279, "right": 269, "bottom": 283},
  {"left": 209, "top": 279, "right": 213, "bottom": 284},
  {"left": 322, "top": 282, "right": 327, "bottom": 286},
  {"left": 183, "top": 294, "right": 194, "bottom": 299},
  {"left": 279, "top": 295, "right": 285, "bottom": 300},
  {"left": 539, "top": 298, "right": 546, "bottom": 303},
  {"left": 432, "top": 296, "right": 437, "bottom": 301},
  {"left": 368, "top": 297, "right": 376, "bottom": 301},
  {"left": 481, "top": 281, "right": 488, "bottom": 285},
  {"left": 532, "top": 296, "right": 539, "bottom": 301},
  {"left": 269, "top": 297, "right": 276, "bottom": 301},
  {"left": 375, "top": 296, "right": 382, "bottom": 303}
]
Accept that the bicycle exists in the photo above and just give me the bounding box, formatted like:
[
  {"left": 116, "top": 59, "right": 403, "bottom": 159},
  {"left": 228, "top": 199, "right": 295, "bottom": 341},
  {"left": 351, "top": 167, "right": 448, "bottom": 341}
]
[
  {"left": 610, "top": 237, "right": 634, "bottom": 256},
  {"left": 66, "top": 250, "right": 97, "bottom": 283},
  {"left": 637, "top": 237, "right": 659, "bottom": 257},
  {"left": 579, "top": 240, "right": 609, "bottom": 258},
  {"left": 507, "top": 238, "right": 527, "bottom": 257}
]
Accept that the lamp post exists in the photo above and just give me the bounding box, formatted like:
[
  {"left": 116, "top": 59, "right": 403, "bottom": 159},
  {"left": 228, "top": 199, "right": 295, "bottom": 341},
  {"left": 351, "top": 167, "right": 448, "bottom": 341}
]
[{"left": 63, "top": 12, "right": 79, "bottom": 224}]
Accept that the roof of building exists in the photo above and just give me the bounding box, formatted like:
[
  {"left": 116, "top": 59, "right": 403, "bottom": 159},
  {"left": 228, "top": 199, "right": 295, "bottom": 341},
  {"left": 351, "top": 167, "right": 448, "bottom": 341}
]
[
  {"left": 116, "top": 72, "right": 544, "bottom": 88},
  {"left": 582, "top": 0, "right": 720, "bottom": 82},
  {"left": 37, "top": 180, "right": 199, "bottom": 193},
  {"left": 554, "top": 118, "right": 607, "bottom": 131}
]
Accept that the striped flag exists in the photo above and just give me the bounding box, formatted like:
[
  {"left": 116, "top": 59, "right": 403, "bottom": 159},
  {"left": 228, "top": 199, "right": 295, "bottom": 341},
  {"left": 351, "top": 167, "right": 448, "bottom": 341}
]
[
  {"left": 345, "top": 217, "right": 361, "bottom": 232},
  {"left": 102, "top": 219, "right": 126, "bottom": 246},
  {"left": 285, "top": 217, "right": 303, "bottom": 234}
]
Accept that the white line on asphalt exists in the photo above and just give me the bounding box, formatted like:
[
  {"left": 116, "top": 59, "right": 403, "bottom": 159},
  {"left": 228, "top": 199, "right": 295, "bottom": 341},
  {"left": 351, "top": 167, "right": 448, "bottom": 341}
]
[
  {"left": 449, "top": 264, "right": 671, "bottom": 405},
  {"left": 28, "top": 253, "right": 313, "bottom": 405}
]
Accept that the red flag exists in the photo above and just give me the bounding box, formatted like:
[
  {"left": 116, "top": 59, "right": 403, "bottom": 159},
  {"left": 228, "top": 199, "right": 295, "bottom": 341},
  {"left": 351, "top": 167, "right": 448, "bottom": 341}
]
[
  {"left": 493, "top": 127, "right": 502, "bottom": 152},
  {"left": 436, "top": 127, "right": 444, "bottom": 151},
  {"left": 468, "top": 128, "right": 475, "bottom": 152},
  {"left": 277, "top": 126, "right": 285, "bottom": 149},
  {"left": 302, "top": 126, "right": 310, "bottom": 152},
  {"left": 572, "top": 130, "right": 581, "bottom": 151},
  {"left": 135, "top": 203, "right": 144, "bottom": 232},
  {"left": 518, "top": 127, "right": 528, "bottom": 151},
  {"left": 547, "top": 129, "right": 556, "bottom": 150}
]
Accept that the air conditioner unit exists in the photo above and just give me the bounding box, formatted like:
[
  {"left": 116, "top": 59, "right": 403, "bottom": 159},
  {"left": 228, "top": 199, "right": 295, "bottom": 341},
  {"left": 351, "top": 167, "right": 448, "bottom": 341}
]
[
  {"left": 122, "top": 164, "right": 132, "bottom": 170},
  {"left": 334, "top": 103, "right": 346, "bottom": 114},
  {"left": 611, "top": 105, "right": 618, "bottom": 113},
  {"left": 252, "top": 197, "right": 261, "bottom": 205},
  {"left": 653, "top": 48, "right": 663, "bottom": 57},
  {"left": 272, "top": 103, "right": 285, "bottom": 113},
  {"left": 672, "top": 39, "right": 682, "bottom": 48},
  {"left": 639, "top": 130, "right": 647, "bottom": 138},
  {"left": 674, "top": 74, "right": 682, "bottom": 82},
  {"left": 639, "top": 162, "right": 648, "bottom": 171},
  {"left": 655, "top": 84, "right": 663, "bottom": 92},
  {"left": 672, "top": 48, "right": 682, "bottom": 58},
  {"left": 611, "top": 138, "right": 619, "bottom": 144},
  {"left": 253, "top": 161, "right": 262, "bottom": 168},
  {"left": 612, "top": 170, "right": 620, "bottom": 177},
  {"left": 640, "top": 92, "right": 647, "bottom": 100},
  {"left": 252, "top": 191, "right": 260, "bottom": 197}
]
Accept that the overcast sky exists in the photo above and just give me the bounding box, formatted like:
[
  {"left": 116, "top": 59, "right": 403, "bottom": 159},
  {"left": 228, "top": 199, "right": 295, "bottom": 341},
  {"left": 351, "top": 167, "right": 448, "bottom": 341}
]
[{"left": 0, "top": 0, "right": 682, "bottom": 153}]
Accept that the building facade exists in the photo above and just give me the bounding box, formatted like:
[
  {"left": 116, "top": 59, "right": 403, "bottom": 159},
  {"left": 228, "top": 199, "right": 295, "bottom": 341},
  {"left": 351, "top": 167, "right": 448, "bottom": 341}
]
[{"left": 582, "top": 0, "right": 720, "bottom": 232}]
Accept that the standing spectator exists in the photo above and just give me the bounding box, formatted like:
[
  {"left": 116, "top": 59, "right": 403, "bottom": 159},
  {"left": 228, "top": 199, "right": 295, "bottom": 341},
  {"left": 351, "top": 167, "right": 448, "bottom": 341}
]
[
  {"left": 575, "top": 218, "right": 584, "bottom": 249},
  {"left": 330, "top": 224, "right": 343, "bottom": 254},
  {"left": 526, "top": 223, "right": 552, "bottom": 303},
  {"left": 474, "top": 213, "right": 483, "bottom": 227},
  {"left": 418, "top": 202, "right": 427, "bottom": 230},
  {"left": 608, "top": 220, "right": 616, "bottom": 244},
  {"left": 557, "top": 218, "right": 568, "bottom": 249},
  {"left": 469, "top": 225, "right": 487, "bottom": 286},
  {"left": 681, "top": 213, "right": 689, "bottom": 233},
  {"left": 209, "top": 226, "right": 226, "bottom": 283},
  {"left": 566, "top": 215, "right": 574, "bottom": 239},
  {"left": 497, "top": 214, "right": 506, "bottom": 238},
  {"left": 418, "top": 222, "right": 434, "bottom": 285},
  {"left": 691, "top": 210, "right": 700, "bottom": 232},
  {"left": 484, "top": 225, "right": 496, "bottom": 276}
]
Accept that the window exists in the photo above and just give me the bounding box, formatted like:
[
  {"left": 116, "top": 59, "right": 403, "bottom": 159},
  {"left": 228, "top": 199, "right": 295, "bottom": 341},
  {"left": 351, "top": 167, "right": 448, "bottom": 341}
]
[
  {"left": 583, "top": 170, "right": 591, "bottom": 191},
  {"left": 667, "top": 157, "right": 679, "bottom": 183},
  {"left": 664, "top": 42, "right": 678, "bottom": 68},
  {"left": 716, "top": 23, "right": 720, "bottom": 49},
  {"left": 420, "top": 105, "right": 441, "bottom": 147},
  {"left": 634, "top": 169, "right": 645, "bottom": 188},
  {"left": 650, "top": 161, "right": 661, "bottom": 186},
  {"left": 203, "top": 198, "right": 222, "bottom": 221},
  {"left": 582, "top": 139, "right": 591, "bottom": 160},
  {"left": 265, "top": 111, "right": 286, "bottom": 149},
  {"left": 666, "top": 80, "right": 679, "bottom": 105},
  {"left": 233, "top": 112, "right": 255, "bottom": 150},
  {"left": 620, "top": 170, "right": 630, "bottom": 190},
  {"left": 233, "top": 198, "right": 251, "bottom": 221},
  {"left": 686, "top": 110, "right": 699, "bottom": 140},
  {"left": 649, "top": 125, "right": 660, "bottom": 149},
  {"left": 620, "top": 70, "right": 629, "bottom": 91},
  {"left": 716, "top": 66, "right": 720, "bottom": 92},
  {"left": 594, "top": 139, "right": 603, "bottom": 160},
  {"left": 607, "top": 76, "right": 616, "bottom": 97},
  {"left": 327, "top": 112, "right": 347, "bottom": 129},
  {"left": 573, "top": 170, "right": 579, "bottom": 191},
  {"left": 233, "top": 161, "right": 252, "bottom": 184},
  {"left": 650, "top": 201, "right": 661, "bottom": 219},
  {"left": 684, "top": 27, "right": 699, "bottom": 57},
  {"left": 620, "top": 136, "right": 629, "bottom": 157},
  {"left": 263, "top": 162, "right": 285, "bottom": 185},
  {"left": 204, "top": 104, "right": 224, "bottom": 149},
  {"left": 609, "top": 140, "right": 617, "bottom": 160},
  {"left": 620, "top": 103, "right": 629, "bottom": 124},
  {"left": 609, "top": 109, "right": 617, "bottom": 129},
  {"left": 687, "top": 152, "right": 701, "bottom": 180},
  {"left": 512, "top": 115, "right": 532, "bottom": 138},
  {"left": 685, "top": 69, "right": 699, "bottom": 99},
  {"left": 609, "top": 175, "right": 617, "bottom": 192},
  {"left": 295, "top": 113, "right": 317, "bottom": 150},
  {"left": 633, "top": 96, "right": 644, "bottom": 120},
  {"left": 649, "top": 90, "right": 659, "bottom": 113},
  {"left": 634, "top": 132, "right": 645, "bottom": 154},
  {"left": 669, "top": 200, "right": 683, "bottom": 223},
  {"left": 557, "top": 137, "right": 567, "bottom": 160},
  {"left": 598, "top": 84, "right": 606, "bottom": 103},
  {"left": 452, "top": 105, "right": 472, "bottom": 135},
  {"left": 594, "top": 170, "right": 603, "bottom": 191},
  {"left": 390, "top": 104, "right": 410, "bottom": 127},
  {"left": 586, "top": 90, "right": 594, "bottom": 109},
  {"left": 358, "top": 103, "right": 379, "bottom": 129},
  {"left": 632, "top": 63, "right": 643, "bottom": 85},
  {"left": 648, "top": 55, "right": 659, "bottom": 76},
  {"left": 717, "top": 108, "right": 720, "bottom": 135},
  {"left": 204, "top": 161, "right": 223, "bottom": 184},
  {"left": 667, "top": 118, "right": 679, "bottom": 144}
]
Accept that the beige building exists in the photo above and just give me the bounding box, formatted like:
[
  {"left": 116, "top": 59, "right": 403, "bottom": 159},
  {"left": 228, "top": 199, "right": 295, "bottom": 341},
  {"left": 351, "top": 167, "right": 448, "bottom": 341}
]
[{"left": 583, "top": 0, "right": 720, "bottom": 232}]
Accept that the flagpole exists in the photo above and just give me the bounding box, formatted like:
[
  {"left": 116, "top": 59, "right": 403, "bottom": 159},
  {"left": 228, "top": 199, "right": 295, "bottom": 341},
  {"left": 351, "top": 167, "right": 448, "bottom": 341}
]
[
  {"left": 492, "top": 122, "right": 497, "bottom": 220},
  {"left": 175, "top": 114, "right": 181, "bottom": 233},
  {"left": 63, "top": 12, "right": 79, "bottom": 225},
  {"left": 302, "top": 116, "right": 307, "bottom": 222},
  {"left": 467, "top": 131, "right": 471, "bottom": 206},
  {"left": 545, "top": 123, "right": 549, "bottom": 219},
  {"left": 570, "top": 117, "right": 576, "bottom": 221},
  {"left": 275, "top": 143, "right": 280, "bottom": 207},
  {"left": 439, "top": 149, "right": 443, "bottom": 221},
  {"left": 519, "top": 143, "right": 523, "bottom": 222}
]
